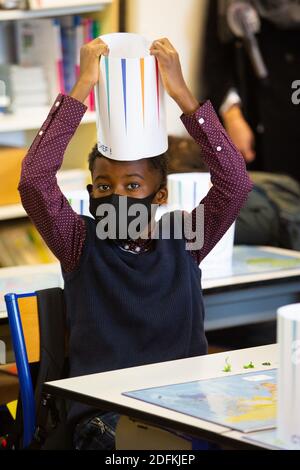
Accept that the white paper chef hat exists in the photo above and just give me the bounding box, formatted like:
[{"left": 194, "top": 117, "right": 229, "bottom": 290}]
[{"left": 94, "top": 33, "right": 168, "bottom": 161}]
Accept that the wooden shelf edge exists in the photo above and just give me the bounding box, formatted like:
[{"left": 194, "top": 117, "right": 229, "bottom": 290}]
[
  {"left": 0, "top": 110, "right": 96, "bottom": 132},
  {"left": 0, "top": 2, "right": 112, "bottom": 21},
  {"left": 0, "top": 204, "right": 27, "bottom": 221}
]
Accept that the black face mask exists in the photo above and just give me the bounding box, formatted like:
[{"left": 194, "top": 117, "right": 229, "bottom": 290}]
[{"left": 88, "top": 186, "right": 159, "bottom": 241}]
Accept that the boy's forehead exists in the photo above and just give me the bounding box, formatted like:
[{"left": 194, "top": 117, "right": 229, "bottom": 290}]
[{"left": 93, "top": 157, "right": 153, "bottom": 177}]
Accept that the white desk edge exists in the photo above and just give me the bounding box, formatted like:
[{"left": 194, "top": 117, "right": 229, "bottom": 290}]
[
  {"left": 1, "top": 247, "right": 300, "bottom": 320},
  {"left": 201, "top": 246, "right": 300, "bottom": 289},
  {"left": 45, "top": 344, "right": 278, "bottom": 443}
]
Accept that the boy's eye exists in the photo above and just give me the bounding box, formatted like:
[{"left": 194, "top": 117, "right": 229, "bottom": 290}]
[
  {"left": 97, "top": 184, "right": 111, "bottom": 192},
  {"left": 127, "top": 183, "right": 140, "bottom": 190}
]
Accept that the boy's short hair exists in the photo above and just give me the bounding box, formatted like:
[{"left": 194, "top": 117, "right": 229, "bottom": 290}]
[
  {"left": 88, "top": 136, "right": 207, "bottom": 189},
  {"left": 88, "top": 144, "right": 169, "bottom": 188},
  {"left": 167, "top": 136, "right": 208, "bottom": 174}
]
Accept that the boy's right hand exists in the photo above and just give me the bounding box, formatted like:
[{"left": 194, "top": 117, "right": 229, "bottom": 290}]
[{"left": 70, "top": 38, "right": 109, "bottom": 104}]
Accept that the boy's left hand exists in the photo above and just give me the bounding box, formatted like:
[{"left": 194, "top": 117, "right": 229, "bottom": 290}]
[
  {"left": 150, "top": 38, "right": 199, "bottom": 115},
  {"left": 150, "top": 38, "right": 186, "bottom": 99}
]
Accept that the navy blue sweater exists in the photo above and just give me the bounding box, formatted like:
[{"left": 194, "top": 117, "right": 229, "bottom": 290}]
[{"left": 63, "top": 214, "right": 207, "bottom": 425}]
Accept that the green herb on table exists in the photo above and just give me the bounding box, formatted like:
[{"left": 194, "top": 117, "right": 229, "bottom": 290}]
[
  {"left": 223, "top": 357, "right": 232, "bottom": 373},
  {"left": 243, "top": 361, "right": 255, "bottom": 369}
]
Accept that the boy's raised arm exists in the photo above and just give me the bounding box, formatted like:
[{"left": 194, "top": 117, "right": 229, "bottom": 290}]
[
  {"left": 18, "top": 39, "right": 109, "bottom": 272},
  {"left": 18, "top": 93, "right": 87, "bottom": 273},
  {"left": 180, "top": 102, "right": 253, "bottom": 264},
  {"left": 150, "top": 38, "right": 253, "bottom": 264}
]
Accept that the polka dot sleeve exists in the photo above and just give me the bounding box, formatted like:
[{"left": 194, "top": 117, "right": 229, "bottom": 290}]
[
  {"left": 181, "top": 100, "right": 253, "bottom": 264},
  {"left": 18, "top": 94, "right": 88, "bottom": 273}
]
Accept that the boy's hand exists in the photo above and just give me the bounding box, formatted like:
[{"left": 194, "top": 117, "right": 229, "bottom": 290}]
[
  {"left": 223, "top": 105, "right": 256, "bottom": 162},
  {"left": 150, "top": 38, "right": 199, "bottom": 115},
  {"left": 70, "top": 38, "right": 109, "bottom": 104}
]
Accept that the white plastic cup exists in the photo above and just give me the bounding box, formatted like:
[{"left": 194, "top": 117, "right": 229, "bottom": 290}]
[
  {"left": 165, "top": 172, "right": 235, "bottom": 275},
  {"left": 277, "top": 303, "right": 300, "bottom": 449}
]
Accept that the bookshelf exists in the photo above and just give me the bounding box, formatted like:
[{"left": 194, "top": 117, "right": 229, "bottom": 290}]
[
  {"left": 0, "top": 1, "right": 119, "bottom": 134},
  {"left": 0, "top": 1, "right": 119, "bottom": 272}
]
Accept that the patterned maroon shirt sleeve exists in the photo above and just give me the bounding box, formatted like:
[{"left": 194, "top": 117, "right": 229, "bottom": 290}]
[
  {"left": 180, "top": 100, "right": 253, "bottom": 264},
  {"left": 19, "top": 94, "right": 252, "bottom": 273},
  {"left": 18, "top": 94, "right": 87, "bottom": 272}
]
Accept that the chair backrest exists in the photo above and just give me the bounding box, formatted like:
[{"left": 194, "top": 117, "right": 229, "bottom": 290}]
[
  {"left": 4, "top": 287, "right": 66, "bottom": 449},
  {"left": 34, "top": 288, "right": 66, "bottom": 411}
]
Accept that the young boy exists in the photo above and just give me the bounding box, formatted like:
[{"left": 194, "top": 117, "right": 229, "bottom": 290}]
[{"left": 18, "top": 38, "right": 252, "bottom": 450}]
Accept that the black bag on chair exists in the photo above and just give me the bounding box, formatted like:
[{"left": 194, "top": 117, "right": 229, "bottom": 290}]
[
  {"left": 31, "top": 288, "right": 73, "bottom": 450},
  {"left": 235, "top": 172, "right": 300, "bottom": 251}
]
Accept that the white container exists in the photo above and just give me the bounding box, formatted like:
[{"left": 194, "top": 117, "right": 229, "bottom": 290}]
[
  {"left": 165, "top": 172, "right": 235, "bottom": 276},
  {"left": 95, "top": 33, "right": 168, "bottom": 161},
  {"left": 277, "top": 304, "right": 300, "bottom": 449},
  {"left": 65, "top": 190, "right": 90, "bottom": 217}
]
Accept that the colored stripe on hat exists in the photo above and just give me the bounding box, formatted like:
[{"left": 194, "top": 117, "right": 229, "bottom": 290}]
[
  {"left": 140, "top": 58, "right": 145, "bottom": 126},
  {"left": 104, "top": 56, "right": 111, "bottom": 127},
  {"left": 121, "top": 58, "right": 127, "bottom": 133},
  {"left": 155, "top": 58, "right": 160, "bottom": 123}
]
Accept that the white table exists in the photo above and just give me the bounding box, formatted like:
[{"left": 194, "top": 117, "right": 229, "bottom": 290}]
[
  {"left": 0, "top": 263, "right": 62, "bottom": 321},
  {"left": 202, "top": 246, "right": 300, "bottom": 330},
  {"left": 1, "top": 246, "right": 300, "bottom": 330},
  {"left": 44, "top": 344, "right": 278, "bottom": 450}
]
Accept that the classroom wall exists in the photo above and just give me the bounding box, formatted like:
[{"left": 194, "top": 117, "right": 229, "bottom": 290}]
[{"left": 126, "top": 0, "right": 208, "bottom": 135}]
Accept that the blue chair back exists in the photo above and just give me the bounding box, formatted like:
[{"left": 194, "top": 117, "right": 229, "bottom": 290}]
[{"left": 5, "top": 292, "right": 37, "bottom": 448}]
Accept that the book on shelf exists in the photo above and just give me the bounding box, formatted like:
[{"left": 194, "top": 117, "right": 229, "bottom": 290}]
[
  {"left": 5, "top": 14, "right": 101, "bottom": 112},
  {"left": 0, "top": 22, "right": 15, "bottom": 65},
  {"left": 0, "top": 64, "right": 49, "bottom": 110},
  {"left": 15, "top": 18, "right": 64, "bottom": 103},
  {"left": 82, "top": 17, "right": 94, "bottom": 110},
  {"left": 53, "top": 18, "right": 65, "bottom": 96},
  {"left": 0, "top": 219, "right": 57, "bottom": 267},
  {"left": 74, "top": 14, "right": 84, "bottom": 79}
]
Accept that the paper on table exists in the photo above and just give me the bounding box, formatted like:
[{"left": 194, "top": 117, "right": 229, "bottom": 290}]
[{"left": 123, "top": 369, "right": 277, "bottom": 433}]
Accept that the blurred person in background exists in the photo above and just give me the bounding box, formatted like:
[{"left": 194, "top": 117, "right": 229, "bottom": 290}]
[
  {"left": 201, "top": 0, "right": 300, "bottom": 179},
  {"left": 167, "top": 135, "right": 300, "bottom": 250}
]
